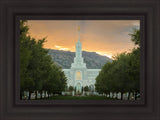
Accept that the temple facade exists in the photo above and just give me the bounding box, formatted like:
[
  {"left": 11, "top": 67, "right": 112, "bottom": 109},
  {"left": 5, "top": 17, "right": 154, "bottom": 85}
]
[{"left": 63, "top": 27, "right": 101, "bottom": 93}]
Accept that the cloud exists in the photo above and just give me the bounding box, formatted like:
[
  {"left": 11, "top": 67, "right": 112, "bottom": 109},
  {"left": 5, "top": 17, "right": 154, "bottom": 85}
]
[
  {"left": 96, "top": 52, "right": 112, "bottom": 58},
  {"left": 54, "top": 45, "right": 69, "bottom": 51}
]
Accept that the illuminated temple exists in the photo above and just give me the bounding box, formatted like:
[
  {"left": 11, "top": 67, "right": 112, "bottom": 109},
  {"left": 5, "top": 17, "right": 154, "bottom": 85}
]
[{"left": 63, "top": 27, "right": 101, "bottom": 92}]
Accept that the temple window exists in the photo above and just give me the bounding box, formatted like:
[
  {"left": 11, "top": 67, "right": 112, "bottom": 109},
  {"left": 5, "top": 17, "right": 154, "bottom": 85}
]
[{"left": 76, "top": 71, "right": 81, "bottom": 80}]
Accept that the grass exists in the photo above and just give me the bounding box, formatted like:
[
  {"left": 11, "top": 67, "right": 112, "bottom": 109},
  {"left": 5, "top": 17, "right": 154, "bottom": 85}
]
[{"left": 38, "top": 95, "right": 117, "bottom": 100}]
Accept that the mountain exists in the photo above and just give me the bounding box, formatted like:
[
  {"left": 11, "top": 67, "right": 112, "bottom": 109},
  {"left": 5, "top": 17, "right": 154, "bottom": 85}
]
[{"left": 47, "top": 49, "right": 112, "bottom": 69}]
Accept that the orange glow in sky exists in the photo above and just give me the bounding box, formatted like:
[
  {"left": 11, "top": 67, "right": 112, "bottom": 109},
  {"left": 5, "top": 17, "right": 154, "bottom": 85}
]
[{"left": 27, "top": 20, "right": 140, "bottom": 58}]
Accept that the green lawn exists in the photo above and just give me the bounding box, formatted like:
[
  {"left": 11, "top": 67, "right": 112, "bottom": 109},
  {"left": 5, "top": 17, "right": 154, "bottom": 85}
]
[{"left": 39, "top": 95, "right": 117, "bottom": 100}]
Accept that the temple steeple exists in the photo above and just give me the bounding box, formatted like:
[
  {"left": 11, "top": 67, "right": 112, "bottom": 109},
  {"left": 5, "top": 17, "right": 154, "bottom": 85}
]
[
  {"left": 71, "top": 26, "right": 86, "bottom": 68},
  {"left": 78, "top": 25, "right": 80, "bottom": 42},
  {"left": 76, "top": 25, "right": 82, "bottom": 59}
]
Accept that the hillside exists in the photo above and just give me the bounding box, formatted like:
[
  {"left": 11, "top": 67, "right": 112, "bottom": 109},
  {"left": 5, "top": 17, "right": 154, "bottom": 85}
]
[{"left": 47, "top": 49, "right": 112, "bottom": 69}]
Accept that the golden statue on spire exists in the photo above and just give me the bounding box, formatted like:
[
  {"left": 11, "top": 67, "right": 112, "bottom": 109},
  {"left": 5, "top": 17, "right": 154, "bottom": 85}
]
[{"left": 78, "top": 25, "right": 80, "bottom": 31}]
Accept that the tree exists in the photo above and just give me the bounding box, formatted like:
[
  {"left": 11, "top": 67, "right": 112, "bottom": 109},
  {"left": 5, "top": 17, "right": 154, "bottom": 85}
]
[
  {"left": 95, "top": 62, "right": 115, "bottom": 95},
  {"left": 26, "top": 38, "right": 51, "bottom": 99},
  {"left": 128, "top": 28, "right": 140, "bottom": 100},
  {"left": 95, "top": 28, "right": 140, "bottom": 100},
  {"left": 43, "top": 64, "right": 67, "bottom": 96},
  {"left": 81, "top": 86, "right": 84, "bottom": 93},
  {"left": 69, "top": 86, "right": 74, "bottom": 92},
  {"left": 96, "top": 54, "right": 131, "bottom": 99},
  {"left": 112, "top": 53, "right": 131, "bottom": 100},
  {"left": 127, "top": 48, "right": 140, "bottom": 100},
  {"left": 84, "top": 86, "right": 89, "bottom": 92},
  {"left": 129, "top": 28, "right": 140, "bottom": 46},
  {"left": 20, "top": 20, "right": 67, "bottom": 99},
  {"left": 20, "top": 20, "right": 34, "bottom": 99},
  {"left": 74, "top": 87, "right": 76, "bottom": 93}
]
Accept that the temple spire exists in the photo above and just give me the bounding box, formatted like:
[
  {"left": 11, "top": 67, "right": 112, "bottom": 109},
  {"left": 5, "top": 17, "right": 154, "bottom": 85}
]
[
  {"left": 78, "top": 25, "right": 80, "bottom": 42},
  {"left": 71, "top": 25, "right": 86, "bottom": 68}
]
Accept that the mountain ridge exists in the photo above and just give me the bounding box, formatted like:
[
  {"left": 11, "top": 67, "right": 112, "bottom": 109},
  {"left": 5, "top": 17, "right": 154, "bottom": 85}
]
[{"left": 47, "top": 49, "right": 112, "bottom": 69}]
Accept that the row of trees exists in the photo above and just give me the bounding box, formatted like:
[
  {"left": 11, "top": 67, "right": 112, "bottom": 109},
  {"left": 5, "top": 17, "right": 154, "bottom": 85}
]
[
  {"left": 66, "top": 86, "right": 94, "bottom": 96},
  {"left": 20, "top": 20, "right": 67, "bottom": 100},
  {"left": 95, "top": 28, "right": 140, "bottom": 100},
  {"left": 67, "top": 86, "right": 90, "bottom": 92}
]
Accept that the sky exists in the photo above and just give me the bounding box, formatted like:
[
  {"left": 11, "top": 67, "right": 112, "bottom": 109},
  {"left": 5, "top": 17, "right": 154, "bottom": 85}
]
[{"left": 27, "top": 20, "right": 140, "bottom": 58}]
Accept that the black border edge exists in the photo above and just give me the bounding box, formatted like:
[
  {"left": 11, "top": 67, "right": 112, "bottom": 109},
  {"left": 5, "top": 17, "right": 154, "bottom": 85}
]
[{"left": 15, "top": 14, "right": 145, "bottom": 107}]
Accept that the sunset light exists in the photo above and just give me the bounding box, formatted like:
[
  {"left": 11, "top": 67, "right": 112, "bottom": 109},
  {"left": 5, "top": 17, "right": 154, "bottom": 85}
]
[{"left": 27, "top": 20, "right": 140, "bottom": 58}]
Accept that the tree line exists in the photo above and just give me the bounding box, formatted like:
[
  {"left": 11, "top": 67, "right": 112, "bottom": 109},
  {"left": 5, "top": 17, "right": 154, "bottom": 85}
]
[
  {"left": 67, "top": 86, "right": 91, "bottom": 92},
  {"left": 65, "top": 85, "right": 94, "bottom": 96},
  {"left": 20, "top": 20, "right": 67, "bottom": 100},
  {"left": 95, "top": 28, "right": 140, "bottom": 100}
]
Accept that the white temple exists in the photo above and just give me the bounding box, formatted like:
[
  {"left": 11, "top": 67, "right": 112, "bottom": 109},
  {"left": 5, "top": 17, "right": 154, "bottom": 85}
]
[{"left": 63, "top": 27, "right": 101, "bottom": 93}]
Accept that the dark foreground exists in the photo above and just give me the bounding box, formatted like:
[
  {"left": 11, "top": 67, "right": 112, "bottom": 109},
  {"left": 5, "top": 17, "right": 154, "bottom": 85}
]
[{"left": 38, "top": 95, "right": 117, "bottom": 100}]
